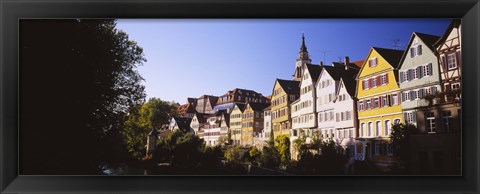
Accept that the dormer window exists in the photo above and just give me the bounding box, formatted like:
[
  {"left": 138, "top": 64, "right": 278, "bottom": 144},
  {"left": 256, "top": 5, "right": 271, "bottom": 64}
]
[{"left": 368, "top": 58, "right": 378, "bottom": 67}]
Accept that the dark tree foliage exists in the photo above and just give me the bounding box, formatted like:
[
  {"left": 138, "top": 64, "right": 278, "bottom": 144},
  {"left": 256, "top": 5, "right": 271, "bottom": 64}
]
[
  {"left": 390, "top": 123, "right": 416, "bottom": 170},
  {"left": 20, "top": 19, "right": 146, "bottom": 174}
]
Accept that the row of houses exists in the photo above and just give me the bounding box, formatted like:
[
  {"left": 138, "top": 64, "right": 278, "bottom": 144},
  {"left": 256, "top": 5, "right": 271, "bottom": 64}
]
[{"left": 163, "top": 19, "right": 461, "bottom": 174}]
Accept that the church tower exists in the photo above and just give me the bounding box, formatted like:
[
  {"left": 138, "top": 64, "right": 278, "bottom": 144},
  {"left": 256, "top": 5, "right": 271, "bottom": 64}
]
[{"left": 293, "top": 33, "right": 312, "bottom": 81}]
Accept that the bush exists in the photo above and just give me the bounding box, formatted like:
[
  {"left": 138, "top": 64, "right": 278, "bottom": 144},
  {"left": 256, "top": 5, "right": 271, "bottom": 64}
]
[{"left": 224, "top": 145, "right": 243, "bottom": 163}]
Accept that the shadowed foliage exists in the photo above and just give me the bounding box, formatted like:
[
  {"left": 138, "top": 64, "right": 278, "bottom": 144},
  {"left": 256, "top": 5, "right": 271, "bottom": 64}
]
[{"left": 20, "top": 19, "right": 146, "bottom": 174}]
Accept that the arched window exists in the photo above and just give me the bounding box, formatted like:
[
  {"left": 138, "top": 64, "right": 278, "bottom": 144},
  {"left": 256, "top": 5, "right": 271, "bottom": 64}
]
[
  {"left": 376, "top": 121, "right": 381, "bottom": 136},
  {"left": 385, "top": 120, "right": 391, "bottom": 136},
  {"left": 394, "top": 118, "right": 401, "bottom": 125},
  {"left": 360, "top": 123, "right": 365, "bottom": 137},
  {"left": 368, "top": 122, "right": 373, "bottom": 137}
]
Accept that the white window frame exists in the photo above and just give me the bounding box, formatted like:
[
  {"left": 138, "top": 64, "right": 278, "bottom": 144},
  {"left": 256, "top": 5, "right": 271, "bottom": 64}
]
[
  {"left": 369, "top": 57, "right": 378, "bottom": 67},
  {"left": 368, "top": 122, "right": 373, "bottom": 137},
  {"left": 447, "top": 53, "right": 457, "bottom": 70},
  {"left": 426, "top": 112, "right": 436, "bottom": 133},
  {"left": 384, "top": 120, "right": 391, "bottom": 136},
  {"left": 392, "top": 94, "right": 398, "bottom": 105},
  {"left": 376, "top": 121, "right": 381, "bottom": 137}
]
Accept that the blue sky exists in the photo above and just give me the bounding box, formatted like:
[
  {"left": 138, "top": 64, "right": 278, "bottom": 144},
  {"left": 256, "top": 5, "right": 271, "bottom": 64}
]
[{"left": 116, "top": 19, "right": 451, "bottom": 104}]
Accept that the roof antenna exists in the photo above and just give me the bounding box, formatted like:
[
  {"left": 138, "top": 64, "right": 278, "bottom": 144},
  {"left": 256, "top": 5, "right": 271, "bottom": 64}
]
[
  {"left": 391, "top": 39, "right": 401, "bottom": 50},
  {"left": 320, "top": 50, "right": 331, "bottom": 65}
]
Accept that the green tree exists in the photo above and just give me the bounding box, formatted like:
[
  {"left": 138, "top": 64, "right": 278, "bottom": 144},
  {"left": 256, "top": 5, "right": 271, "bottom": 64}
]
[
  {"left": 275, "top": 134, "right": 291, "bottom": 166},
  {"left": 123, "top": 97, "right": 178, "bottom": 159},
  {"left": 292, "top": 136, "right": 306, "bottom": 160},
  {"left": 249, "top": 146, "right": 261, "bottom": 163},
  {"left": 224, "top": 145, "right": 243, "bottom": 163},
  {"left": 390, "top": 123, "right": 416, "bottom": 169},
  {"left": 21, "top": 19, "right": 146, "bottom": 174}
]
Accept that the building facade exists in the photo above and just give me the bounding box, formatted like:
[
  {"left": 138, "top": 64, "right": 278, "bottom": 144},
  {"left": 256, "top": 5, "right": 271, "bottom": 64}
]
[
  {"left": 332, "top": 58, "right": 362, "bottom": 152},
  {"left": 229, "top": 103, "right": 246, "bottom": 145},
  {"left": 271, "top": 79, "right": 300, "bottom": 138},
  {"left": 241, "top": 102, "right": 270, "bottom": 146},
  {"left": 196, "top": 95, "right": 219, "bottom": 114},
  {"left": 200, "top": 110, "right": 229, "bottom": 146},
  {"left": 398, "top": 32, "right": 442, "bottom": 127},
  {"left": 213, "top": 88, "right": 270, "bottom": 113},
  {"left": 408, "top": 19, "right": 462, "bottom": 175},
  {"left": 290, "top": 63, "right": 322, "bottom": 159},
  {"left": 355, "top": 47, "right": 404, "bottom": 165}
]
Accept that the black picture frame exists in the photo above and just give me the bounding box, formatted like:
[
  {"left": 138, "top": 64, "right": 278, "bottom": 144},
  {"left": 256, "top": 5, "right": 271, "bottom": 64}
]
[{"left": 1, "top": 0, "right": 479, "bottom": 193}]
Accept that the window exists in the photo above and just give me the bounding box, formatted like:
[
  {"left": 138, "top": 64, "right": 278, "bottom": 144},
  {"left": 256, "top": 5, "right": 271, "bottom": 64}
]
[
  {"left": 382, "top": 96, "right": 387, "bottom": 107},
  {"left": 387, "top": 144, "right": 393, "bottom": 156},
  {"left": 374, "top": 98, "right": 379, "bottom": 108},
  {"left": 374, "top": 143, "right": 380, "bottom": 156},
  {"left": 369, "top": 58, "right": 378, "bottom": 67},
  {"left": 394, "top": 119, "right": 401, "bottom": 125},
  {"left": 442, "top": 111, "right": 452, "bottom": 132},
  {"left": 423, "top": 65, "right": 428, "bottom": 77},
  {"left": 376, "top": 121, "right": 381, "bottom": 136},
  {"left": 372, "top": 77, "right": 377, "bottom": 87},
  {"left": 392, "top": 94, "right": 398, "bottom": 105},
  {"left": 364, "top": 79, "right": 370, "bottom": 90},
  {"left": 452, "top": 83, "right": 460, "bottom": 90},
  {"left": 384, "top": 120, "right": 391, "bottom": 136},
  {"left": 366, "top": 100, "right": 371, "bottom": 110},
  {"left": 410, "top": 45, "right": 422, "bottom": 57},
  {"left": 368, "top": 122, "right": 373, "bottom": 137},
  {"left": 426, "top": 112, "right": 436, "bottom": 133},
  {"left": 447, "top": 53, "right": 457, "bottom": 69},
  {"left": 381, "top": 74, "right": 387, "bottom": 85},
  {"left": 360, "top": 123, "right": 365, "bottom": 137}
]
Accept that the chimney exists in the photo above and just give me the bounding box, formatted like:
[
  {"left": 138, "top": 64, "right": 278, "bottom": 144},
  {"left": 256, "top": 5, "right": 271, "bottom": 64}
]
[
  {"left": 344, "top": 56, "right": 350, "bottom": 70},
  {"left": 320, "top": 61, "right": 324, "bottom": 66}
]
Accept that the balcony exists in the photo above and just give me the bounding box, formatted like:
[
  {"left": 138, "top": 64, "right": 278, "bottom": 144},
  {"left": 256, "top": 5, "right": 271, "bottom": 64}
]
[{"left": 422, "top": 89, "right": 461, "bottom": 106}]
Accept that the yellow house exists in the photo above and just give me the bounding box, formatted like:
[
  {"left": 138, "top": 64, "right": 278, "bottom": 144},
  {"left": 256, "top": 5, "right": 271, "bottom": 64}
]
[
  {"left": 241, "top": 102, "right": 270, "bottom": 146},
  {"left": 271, "top": 79, "right": 300, "bottom": 138},
  {"left": 355, "top": 47, "right": 404, "bottom": 165},
  {"left": 230, "top": 103, "right": 246, "bottom": 146}
]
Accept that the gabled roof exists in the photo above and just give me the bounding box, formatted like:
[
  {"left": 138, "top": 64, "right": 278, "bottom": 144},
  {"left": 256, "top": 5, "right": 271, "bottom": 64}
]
[
  {"left": 234, "top": 103, "right": 247, "bottom": 112},
  {"left": 305, "top": 63, "right": 323, "bottom": 82},
  {"left": 398, "top": 32, "right": 440, "bottom": 70},
  {"left": 187, "top": 97, "right": 197, "bottom": 106},
  {"left": 372, "top": 47, "right": 404, "bottom": 69},
  {"left": 176, "top": 103, "right": 197, "bottom": 116},
  {"left": 433, "top": 19, "right": 461, "bottom": 48},
  {"left": 276, "top": 79, "right": 300, "bottom": 95},
  {"left": 172, "top": 117, "right": 192, "bottom": 131},
  {"left": 263, "top": 104, "right": 272, "bottom": 111},
  {"left": 246, "top": 102, "right": 271, "bottom": 112},
  {"left": 322, "top": 65, "right": 342, "bottom": 81},
  {"left": 415, "top": 32, "right": 441, "bottom": 51},
  {"left": 213, "top": 110, "right": 230, "bottom": 128},
  {"left": 351, "top": 60, "right": 365, "bottom": 68},
  {"left": 338, "top": 76, "right": 357, "bottom": 97},
  {"left": 193, "top": 113, "right": 212, "bottom": 124}
]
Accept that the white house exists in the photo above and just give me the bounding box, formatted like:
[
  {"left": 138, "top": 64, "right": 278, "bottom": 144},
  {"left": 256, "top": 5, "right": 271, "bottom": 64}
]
[
  {"left": 316, "top": 65, "right": 341, "bottom": 141},
  {"left": 290, "top": 63, "right": 322, "bottom": 159},
  {"left": 332, "top": 58, "right": 362, "bottom": 152},
  {"left": 201, "top": 110, "right": 230, "bottom": 146}
]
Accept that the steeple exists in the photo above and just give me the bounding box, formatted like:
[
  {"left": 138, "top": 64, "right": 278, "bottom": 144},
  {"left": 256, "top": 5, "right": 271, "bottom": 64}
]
[
  {"left": 293, "top": 33, "right": 312, "bottom": 81},
  {"left": 300, "top": 33, "right": 308, "bottom": 53}
]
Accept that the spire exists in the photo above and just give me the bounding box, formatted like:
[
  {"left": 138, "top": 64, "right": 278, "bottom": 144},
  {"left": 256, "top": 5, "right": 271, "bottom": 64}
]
[{"left": 300, "top": 33, "right": 308, "bottom": 53}]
